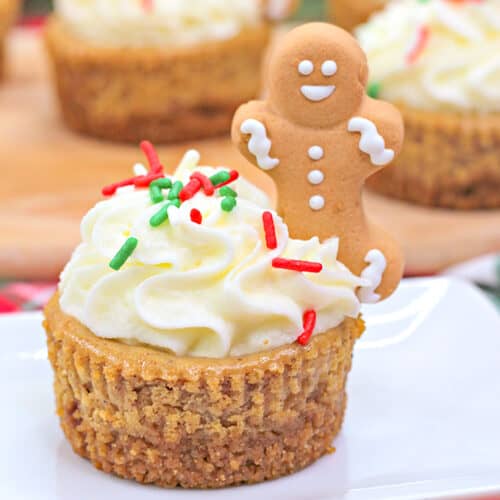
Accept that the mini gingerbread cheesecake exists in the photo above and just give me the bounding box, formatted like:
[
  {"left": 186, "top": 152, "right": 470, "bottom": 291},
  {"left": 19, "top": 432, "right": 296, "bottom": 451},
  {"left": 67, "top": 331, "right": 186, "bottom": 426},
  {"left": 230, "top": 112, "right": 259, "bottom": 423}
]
[
  {"left": 45, "top": 0, "right": 293, "bottom": 144},
  {"left": 44, "top": 24, "right": 404, "bottom": 489},
  {"left": 328, "top": 0, "right": 387, "bottom": 32},
  {"left": 44, "top": 144, "right": 367, "bottom": 488},
  {"left": 357, "top": 0, "right": 500, "bottom": 209},
  {"left": 0, "top": 0, "right": 18, "bottom": 80}
]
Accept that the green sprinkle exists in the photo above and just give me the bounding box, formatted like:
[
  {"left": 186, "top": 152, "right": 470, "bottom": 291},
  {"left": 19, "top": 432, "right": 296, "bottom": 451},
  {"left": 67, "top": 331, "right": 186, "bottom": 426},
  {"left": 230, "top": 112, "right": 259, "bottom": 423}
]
[
  {"left": 109, "top": 237, "right": 138, "bottom": 271},
  {"left": 367, "top": 81, "right": 381, "bottom": 99},
  {"left": 168, "top": 181, "right": 183, "bottom": 200},
  {"left": 151, "top": 178, "right": 172, "bottom": 190},
  {"left": 149, "top": 179, "right": 172, "bottom": 204},
  {"left": 210, "top": 171, "right": 231, "bottom": 187},
  {"left": 150, "top": 206, "right": 169, "bottom": 227},
  {"left": 219, "top": 186, "right": 237, "bottom": 198},
  {"left": 149, "top": 184, "right": 164, "bottom": 204},
  {"left": 150, "top": 201, "right": 179, "bottom": 227},
  {"left": 221, "top": 196, "right": 237, "bottom": 212}
]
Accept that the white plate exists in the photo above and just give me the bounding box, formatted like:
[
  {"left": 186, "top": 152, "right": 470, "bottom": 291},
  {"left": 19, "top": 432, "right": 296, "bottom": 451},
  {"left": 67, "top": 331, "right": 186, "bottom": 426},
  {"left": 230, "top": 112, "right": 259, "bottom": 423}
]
[{"left": 2, "top": 278, "right": 500, "bottom": 500}]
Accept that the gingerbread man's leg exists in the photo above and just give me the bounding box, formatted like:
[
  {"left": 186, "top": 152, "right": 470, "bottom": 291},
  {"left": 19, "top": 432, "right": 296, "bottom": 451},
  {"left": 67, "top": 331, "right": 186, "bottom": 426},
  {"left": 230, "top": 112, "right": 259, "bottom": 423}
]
[{"left": 346, "top": 101, "right": 405, "bottom": 301}]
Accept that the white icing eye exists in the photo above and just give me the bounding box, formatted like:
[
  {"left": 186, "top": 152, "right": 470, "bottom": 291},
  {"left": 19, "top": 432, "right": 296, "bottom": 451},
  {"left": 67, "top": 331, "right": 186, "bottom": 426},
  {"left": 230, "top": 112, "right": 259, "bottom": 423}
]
[
  {"left": 298, "top": 60, "right": 314, "bottom": 76},
  {"left": 321, "top": 60, "right": 337, "bottom": 77}
]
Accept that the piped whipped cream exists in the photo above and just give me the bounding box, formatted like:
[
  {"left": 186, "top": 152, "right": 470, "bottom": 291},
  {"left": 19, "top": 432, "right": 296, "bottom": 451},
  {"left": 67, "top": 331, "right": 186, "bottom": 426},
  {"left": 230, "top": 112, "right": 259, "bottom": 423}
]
[
  {"left": 356, "top": 0, "right": 500, "bottom": 113},
  {"left": 59, "top": 151, "right": 370, "bottom": 358},
  {"left": 54, "top": 0, "right": 263, "bottom": 47}
]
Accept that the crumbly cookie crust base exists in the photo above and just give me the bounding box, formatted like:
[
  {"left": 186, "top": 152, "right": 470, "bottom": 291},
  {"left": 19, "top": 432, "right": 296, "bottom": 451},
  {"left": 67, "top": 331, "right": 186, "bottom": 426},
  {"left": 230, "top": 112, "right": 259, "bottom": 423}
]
[
  {"left": 369, "top": 106, "right": 500, "bottom": 209},
  {"left": 45, "top": 17, "right": 271, "bottom": 143},
  {"left": 44, "top": 293, "right": 364, "bottom": 488}
]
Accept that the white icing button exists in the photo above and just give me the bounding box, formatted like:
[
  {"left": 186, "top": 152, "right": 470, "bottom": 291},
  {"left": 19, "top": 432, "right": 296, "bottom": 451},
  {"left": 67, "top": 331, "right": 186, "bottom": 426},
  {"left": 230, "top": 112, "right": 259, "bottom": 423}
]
[
  {"left": 298, "top": 60, "right": 314, "bottom": 76},
  {"left": 308, "top": 170, "right": 324, "bottom": 185},
  {"left": 321, "top": 60, "right": 337, "bottom": 76},
  {"left": 309, "top": 195, "right": 325, "bottom": 211},
  {"left": 308, "top": 145, "right": 324, "bottom": 161}
]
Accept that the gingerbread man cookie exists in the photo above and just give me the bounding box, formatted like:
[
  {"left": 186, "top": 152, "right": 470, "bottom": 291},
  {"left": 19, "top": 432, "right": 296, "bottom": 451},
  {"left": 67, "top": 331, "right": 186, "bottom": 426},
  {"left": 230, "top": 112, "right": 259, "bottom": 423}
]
[{"left": 232, "top": 23, "right": 404, "bottom": 301}]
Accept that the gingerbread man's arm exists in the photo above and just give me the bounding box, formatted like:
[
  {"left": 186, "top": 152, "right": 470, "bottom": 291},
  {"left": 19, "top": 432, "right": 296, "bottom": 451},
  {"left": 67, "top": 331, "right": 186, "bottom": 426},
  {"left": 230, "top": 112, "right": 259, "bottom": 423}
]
[
  {"left": 347, "top": 98, "right": 404, "bottom": 177},
  {"left": 231, "top": 101, "right": 280, "bottom": 171}
]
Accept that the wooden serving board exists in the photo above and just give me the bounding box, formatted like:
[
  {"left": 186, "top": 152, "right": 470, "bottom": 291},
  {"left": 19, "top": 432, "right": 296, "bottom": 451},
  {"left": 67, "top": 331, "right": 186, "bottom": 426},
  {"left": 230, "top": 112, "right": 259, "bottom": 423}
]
[{"left": 1, "top": 30, "right": 499, "bottom": 280}]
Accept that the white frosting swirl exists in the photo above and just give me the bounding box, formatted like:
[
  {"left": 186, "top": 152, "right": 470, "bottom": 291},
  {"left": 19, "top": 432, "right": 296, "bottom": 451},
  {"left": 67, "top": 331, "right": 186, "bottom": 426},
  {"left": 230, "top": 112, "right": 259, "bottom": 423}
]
[
  {"left": 54, "top": 0, "right": 263, "bottom": 47},
  {"left": 59, "top": 151, "right": 368, "bottom": 358},
  {"left": 356, "top": 0, "right": 500, "bottom": 112}
]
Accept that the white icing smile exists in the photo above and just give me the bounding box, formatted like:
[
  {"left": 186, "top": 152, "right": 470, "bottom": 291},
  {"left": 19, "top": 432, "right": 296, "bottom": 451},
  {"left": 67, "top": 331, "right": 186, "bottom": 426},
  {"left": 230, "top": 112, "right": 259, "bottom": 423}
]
[{"left": 300, "top": 85, "right": 336, "bottom": 102}]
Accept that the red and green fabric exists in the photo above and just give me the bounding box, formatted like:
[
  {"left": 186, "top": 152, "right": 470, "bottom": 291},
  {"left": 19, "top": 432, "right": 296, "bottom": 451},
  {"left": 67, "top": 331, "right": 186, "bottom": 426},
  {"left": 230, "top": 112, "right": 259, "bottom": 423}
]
[{"left": 0, "top": 281, "right": 56, "bottom": 313}]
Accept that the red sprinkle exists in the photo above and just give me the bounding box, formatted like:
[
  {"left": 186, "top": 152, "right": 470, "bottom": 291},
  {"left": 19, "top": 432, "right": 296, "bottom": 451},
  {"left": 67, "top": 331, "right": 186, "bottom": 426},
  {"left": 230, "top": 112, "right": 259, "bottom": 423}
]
[
  {"left": 140, "top": 140, "right": 163, "bottom": 174},
  {"left": 17, "top": 15, "right": 46, "bottom": 30},
  {"left": 297, "top": 310, "right": 317, "bottom": 346},
  {"left": 102, "top": 177, "right": 135, "bottom": 196},
  {"left": 272, "top": 258, "right": 323, "bottom": 273},
  {"left": 406, "top": 26, "right": 430, "bottom": 65},
  {"left": 180, "top": 178, "right": 202, "bottom": 201},
  {"left": 141, "top": 0, "right": 153, "bottom": 11},
  {"left": 262, "top": 211, "right": 277, "bottom": 250},
  {"left": 102, "top": 172, "right": 165, "bottom": 196},
  {"left": 190, "top": 209, "right": 203, "bottom": 225},
  {"left": 103, "top": 140, "right": 165, "bottom": 196},
  {"left": 133, "top": 172, "right": 164, "bottom": 187},
  {"left": 215, "top": 170, "right": 240, "bottom": 188},
  {"left": 191, "top": 172, "right": 215, "bottom": 196}
]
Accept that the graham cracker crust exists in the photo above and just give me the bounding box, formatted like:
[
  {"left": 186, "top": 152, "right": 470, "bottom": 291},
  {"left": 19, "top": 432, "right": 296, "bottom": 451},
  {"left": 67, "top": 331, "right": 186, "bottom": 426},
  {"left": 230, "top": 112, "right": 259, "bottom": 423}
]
[
  {"left": 44, "top": 293, "right": 364, "bottom": 488},
  {"left": 45, "top": 16, "right": 271, "bottom": 143}
]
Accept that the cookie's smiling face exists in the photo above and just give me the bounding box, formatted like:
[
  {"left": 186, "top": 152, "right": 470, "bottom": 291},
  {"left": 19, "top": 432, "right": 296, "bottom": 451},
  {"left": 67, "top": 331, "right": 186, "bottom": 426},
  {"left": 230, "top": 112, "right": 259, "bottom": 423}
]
[
  {"left": 297, "top": 59, "right": 338, "bottom": 102},
  {"left": 268, "top": 23, "right": 368, "bottom": 128}
]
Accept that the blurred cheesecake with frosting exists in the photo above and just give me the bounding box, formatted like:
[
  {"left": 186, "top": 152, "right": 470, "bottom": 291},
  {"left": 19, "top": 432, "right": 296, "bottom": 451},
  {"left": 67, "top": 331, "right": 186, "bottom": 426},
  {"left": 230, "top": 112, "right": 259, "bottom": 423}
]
[
  {"left": 0, "top": 0, "right": 19, "bottom": 80},
  {"left": 357, "top": 0, "right": 500, "bottom": 209},
  {"left": 45, "top": 0, "right": 296, "bottom": 143}
]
